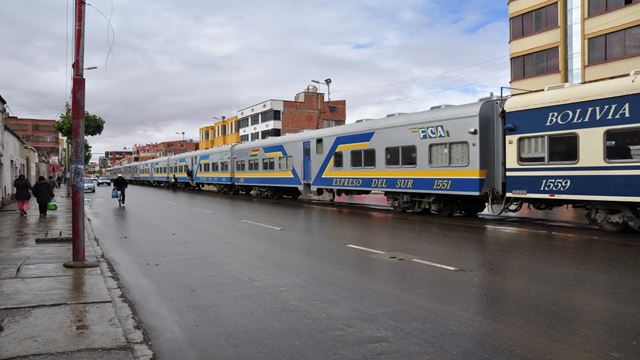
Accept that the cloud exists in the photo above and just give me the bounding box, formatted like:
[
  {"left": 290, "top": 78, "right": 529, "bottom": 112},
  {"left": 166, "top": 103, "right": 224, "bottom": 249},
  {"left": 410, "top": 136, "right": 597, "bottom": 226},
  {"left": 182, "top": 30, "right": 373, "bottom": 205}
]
[{"left": 0, "top": 0, "right": 509, "bottom": 160}]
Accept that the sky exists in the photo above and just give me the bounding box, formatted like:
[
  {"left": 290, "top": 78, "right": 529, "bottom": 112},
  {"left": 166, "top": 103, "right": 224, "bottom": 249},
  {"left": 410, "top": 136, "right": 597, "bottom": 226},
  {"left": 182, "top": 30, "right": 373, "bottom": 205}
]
[{"left": 0, "top": 0, "right": 509, "bottom": 161}]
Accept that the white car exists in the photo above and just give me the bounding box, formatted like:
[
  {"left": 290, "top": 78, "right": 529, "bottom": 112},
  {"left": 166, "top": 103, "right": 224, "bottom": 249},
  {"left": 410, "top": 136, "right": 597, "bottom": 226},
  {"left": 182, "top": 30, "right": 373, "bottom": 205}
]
[
  {"left": 97, "top": 176, "right": 111, "bottom": 186},
  {"left": 83, "top": 179, "right": 96, "bottom": 193}
]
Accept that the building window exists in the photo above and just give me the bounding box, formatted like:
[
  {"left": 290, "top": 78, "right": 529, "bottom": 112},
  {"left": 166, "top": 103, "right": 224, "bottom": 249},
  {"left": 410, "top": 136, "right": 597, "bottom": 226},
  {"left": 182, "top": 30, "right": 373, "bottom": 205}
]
[
  {"left": 261, "top": 110, "right": 281, "bottom": 122},
  {"left": 588, "top": 25, "right": 640, "bottom": 65},
  {"left": 329, "top": 105, "right": 337, "bottom": 113},
  {"left": 334, "top": 151, "right": 343, "bottom": 168},
  {"left": 510, "top": 3, "right": 558, "bottom": 40},
  {"left": 589, "top": 0, "right": 640, "bottom": 17},
  {"left": 518, "top": 134, "right": 578, "bottom": 164},
  {"left": 250, "top": 132, "right": 259, "bottom": 141},
  {"left": 605, "top": 127, "right": 640, "bottom": 162},
  {"left": 250, "top": 115, "right": 260, "bottom": 125},
  {"left": 238, "top": 118, "right": 249, "bottom": 129},
  {"left": 511, "top": 47, "right": 559, "bottom": 81},
  {"left": 240, "top": 134, "right": 249, "bottom": 142},
  {"left": 262, "top": 157, "right": 275, "bottom": 170},
  {"left": 316, "top": 138, "right": 323, "bottom": 154},
  {"left": 429, "top": 142, "right": 469, "bottom": 167}
]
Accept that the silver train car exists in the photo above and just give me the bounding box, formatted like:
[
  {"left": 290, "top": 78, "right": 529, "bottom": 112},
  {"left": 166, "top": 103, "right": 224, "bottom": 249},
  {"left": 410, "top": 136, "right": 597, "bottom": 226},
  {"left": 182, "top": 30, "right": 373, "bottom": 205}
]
[{"left": 108, "top": 72, "right": 640, "bottom": 231}]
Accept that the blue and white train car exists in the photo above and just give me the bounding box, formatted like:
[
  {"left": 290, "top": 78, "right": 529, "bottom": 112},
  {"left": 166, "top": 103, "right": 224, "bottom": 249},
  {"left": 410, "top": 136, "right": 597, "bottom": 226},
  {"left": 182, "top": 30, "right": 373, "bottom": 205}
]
[
  {"left": 504, "top": 71, "right": 640, "bottom": 231},
  {"left": 194, "top": 145, "right": 234, "bottom": 192}
]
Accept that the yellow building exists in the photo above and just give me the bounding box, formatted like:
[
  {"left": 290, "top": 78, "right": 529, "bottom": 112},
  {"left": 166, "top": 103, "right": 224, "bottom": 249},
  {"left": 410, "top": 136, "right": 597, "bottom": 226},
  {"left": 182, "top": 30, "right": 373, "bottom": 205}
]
[
  {"left": 509, "top": 0, "right": 640, "bottom": 93},
  {"left": 198, "top": 116, "right": 240, "bottom": 150}
]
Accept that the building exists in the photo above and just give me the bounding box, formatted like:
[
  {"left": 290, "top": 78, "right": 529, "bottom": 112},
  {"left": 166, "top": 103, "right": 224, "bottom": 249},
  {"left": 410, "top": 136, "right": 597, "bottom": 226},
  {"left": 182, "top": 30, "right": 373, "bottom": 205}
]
[
  {"left": 105, "top": 150, "right": 133, "bottom": 167},
  {"left": 99, "top": 156, "right": 108, "bottom": 169},
  {"left": 509, "top": 0, "right": 640, "bottom": 93},
  {"left": 4, "top": 117, "right": 59, "bottom": 156},
  {"left": 199, "top": 116, "right": 240, "bottom": 150},
  {"left": 236, "top": 85, "right": 346, "bottom": 142},
  {"left": 157, "top": 139, "right": 198, "bottom": 156},
  {"left": 133, "top": 143, "right": 162, "bottom": 161}
]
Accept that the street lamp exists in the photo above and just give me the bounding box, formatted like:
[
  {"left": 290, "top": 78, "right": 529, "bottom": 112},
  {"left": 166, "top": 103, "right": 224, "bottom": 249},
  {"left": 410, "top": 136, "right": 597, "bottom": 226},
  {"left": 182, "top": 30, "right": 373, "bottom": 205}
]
[
  {"left": 175, "top": 131, "right": 185, "bottom": 141},
  {"left": 312, "top": 78, "right": 332, "bottom": 102}
]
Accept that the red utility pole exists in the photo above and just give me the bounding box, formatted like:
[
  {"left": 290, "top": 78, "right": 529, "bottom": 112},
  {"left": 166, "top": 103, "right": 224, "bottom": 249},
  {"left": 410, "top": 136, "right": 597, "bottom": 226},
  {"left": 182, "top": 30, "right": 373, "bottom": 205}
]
[{"left": 65, "top": 0, "right": 96, "bottom": 268}]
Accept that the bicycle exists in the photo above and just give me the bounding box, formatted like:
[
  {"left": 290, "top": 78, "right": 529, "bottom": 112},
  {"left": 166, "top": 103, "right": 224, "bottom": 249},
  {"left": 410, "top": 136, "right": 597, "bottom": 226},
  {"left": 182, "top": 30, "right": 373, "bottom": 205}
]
[{"left": 118, "top": 191, "right": 124, "bottom": 207}]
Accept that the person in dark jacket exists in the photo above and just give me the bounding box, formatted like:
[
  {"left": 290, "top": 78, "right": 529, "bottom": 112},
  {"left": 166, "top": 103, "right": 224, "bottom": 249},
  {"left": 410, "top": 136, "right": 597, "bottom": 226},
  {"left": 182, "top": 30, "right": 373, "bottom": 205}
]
[
  {"left": 113, "top": 174, "right": 128, "bottom": 204},
  {"left": 32, "top": 176, "right": 55, "bottom": 216},
  {"left": 171, "top": 174, "right": 178, "bottom": 192},
  {"left": 56, "top": 175, "right": 63, "bottom": 188},
  {"left": 13, "top": 174, "right": 32, "bottom": 216}
]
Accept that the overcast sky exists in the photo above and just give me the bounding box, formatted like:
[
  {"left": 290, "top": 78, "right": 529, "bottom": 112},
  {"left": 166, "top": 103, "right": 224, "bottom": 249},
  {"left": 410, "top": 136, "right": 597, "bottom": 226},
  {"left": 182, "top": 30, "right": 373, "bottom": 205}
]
[{"left": 0, "top": 0, "right": 508, "bottom": 160}]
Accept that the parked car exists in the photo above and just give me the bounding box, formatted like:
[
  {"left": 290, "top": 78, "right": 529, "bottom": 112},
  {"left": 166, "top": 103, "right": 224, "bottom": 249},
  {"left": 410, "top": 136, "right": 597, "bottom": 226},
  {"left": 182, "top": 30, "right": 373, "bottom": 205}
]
[
  {"left": 83, "top": 179, "right": 96, "bottom": 193},
  {"left": 97, "top": 176, "right": 111, "bottom": 186}
]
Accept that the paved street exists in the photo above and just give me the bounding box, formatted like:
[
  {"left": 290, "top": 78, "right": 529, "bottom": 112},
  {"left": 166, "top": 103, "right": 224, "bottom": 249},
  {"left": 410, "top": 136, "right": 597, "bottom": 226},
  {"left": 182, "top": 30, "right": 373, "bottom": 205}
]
[{"left": 86, "top": 185, "right": 640, "bottom": 360}]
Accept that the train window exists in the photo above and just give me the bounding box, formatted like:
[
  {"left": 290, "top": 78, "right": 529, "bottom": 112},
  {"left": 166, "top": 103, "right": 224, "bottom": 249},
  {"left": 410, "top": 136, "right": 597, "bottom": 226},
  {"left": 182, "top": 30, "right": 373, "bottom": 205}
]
[
  {"left": 316, "top": 139, "right": 324, "bottom": 154},
  {"left": 278, "top": 156, "right": 293, "bottom": 170},
  {"left": 236, "top": 161, "right": 246, "bottom": 171},
  {"left": 204, "top": 163, "right": 210, "bottom": 172},
  {"left": 363, "top": 149, "right": 376, "bottom": 168},
  {"left": 450, "top": 143, "right": 469, "bottom": 166},
  {"left": 262, "top": 158, "right": 275, "bottom": 171},
  {"left": 385, "top": 147, "right": 400, "bottom": 166},
  {"left": 605, "top": 127, "right": 640, "bottom": 162},
  {"left": 334, "top": 151, "right": 343, "bottom": 168},
  {"left": 519, "top": 136, "right": 546, "bottom": 163},
  {"left": 198, "top": 164, "right": 202, "bottom": 171},
  {"left": 351, "top": 150, "right": 363, "bottom": 168},
  {"left": 221, "top": 162, "right": 229, "bottom": 171},
  {"left": 429, "top": 144, "right": 449, "bottom": 167},
  {"left": 548, "top": 134, "right": 578, "bottom": 163},
  {"left": 401, "top": 145, "right": 417, "bottom": 166},
  {"left": 212, "top": 162, "right": 219, "bottom": 172}
]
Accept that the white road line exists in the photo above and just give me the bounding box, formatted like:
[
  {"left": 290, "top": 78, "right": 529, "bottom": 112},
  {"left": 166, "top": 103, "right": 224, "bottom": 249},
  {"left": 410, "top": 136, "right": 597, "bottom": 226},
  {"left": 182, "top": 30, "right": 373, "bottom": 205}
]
[
  {"left": 193, "top": 208, "right": 214, "bottom": 214},
  {"left": 345, "top": 244, "right": 386, "bottom": 254},
  {"left": 484, "top": 225, "right": 520, "bottom": 232},
  {"left": 164, "top": 201, "right": 177, "bottom": 205},
  {"left": 411, "top": 258, "right": 460, "bottom": 272},
  {"left": 240, "top": 219, "right": 283, "bottom": 231}
]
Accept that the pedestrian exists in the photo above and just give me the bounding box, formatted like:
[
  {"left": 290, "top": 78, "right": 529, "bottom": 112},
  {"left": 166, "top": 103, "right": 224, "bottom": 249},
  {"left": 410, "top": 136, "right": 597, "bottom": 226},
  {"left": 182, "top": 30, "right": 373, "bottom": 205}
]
[
  {"left": 186, "top": 167, "right": 194, "bottom": 187},
  {"left": 56, "top": 175, "right": 63, "bottom": 188},
  {"left": 13, "top": 174, "right": 32, "bottom": 216},
  {"left": 113, "top": 174, "right": 128, "bottom": 204},
  {"left": 32, "top": 176, "right": 55, "bottom": 217},
  {"left": 171, "top": 174, "right": 178, "bottom": 192},
  {"left": 48, "top": 175, "right": 58, "bottom": 189}
]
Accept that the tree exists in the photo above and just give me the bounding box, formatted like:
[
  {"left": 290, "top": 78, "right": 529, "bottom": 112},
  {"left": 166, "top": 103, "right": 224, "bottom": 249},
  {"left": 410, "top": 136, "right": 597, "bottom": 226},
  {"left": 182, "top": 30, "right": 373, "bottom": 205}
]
[{"left": 55, "top": 109, "right": 105, "bottom": 165}]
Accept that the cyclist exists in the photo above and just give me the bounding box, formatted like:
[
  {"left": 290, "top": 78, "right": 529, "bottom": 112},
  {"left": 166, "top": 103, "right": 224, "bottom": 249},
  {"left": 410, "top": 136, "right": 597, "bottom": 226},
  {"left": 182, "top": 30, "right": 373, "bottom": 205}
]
[{"left": 113, "top": 174, "right": 128, "bottom": 205}]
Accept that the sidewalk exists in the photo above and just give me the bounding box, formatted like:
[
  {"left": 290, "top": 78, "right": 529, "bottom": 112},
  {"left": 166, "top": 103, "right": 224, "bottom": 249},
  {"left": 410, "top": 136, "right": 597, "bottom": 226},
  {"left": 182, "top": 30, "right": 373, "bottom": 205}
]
[{"left": 0, "top": 188, "right": 153, "bottom": 359}]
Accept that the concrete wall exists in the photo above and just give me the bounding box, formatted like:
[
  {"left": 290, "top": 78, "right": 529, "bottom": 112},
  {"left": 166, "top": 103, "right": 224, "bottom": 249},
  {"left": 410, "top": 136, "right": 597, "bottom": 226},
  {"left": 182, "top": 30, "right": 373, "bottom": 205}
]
[{"left": 1, "top": 129, "right": 26, "bottom": 204}]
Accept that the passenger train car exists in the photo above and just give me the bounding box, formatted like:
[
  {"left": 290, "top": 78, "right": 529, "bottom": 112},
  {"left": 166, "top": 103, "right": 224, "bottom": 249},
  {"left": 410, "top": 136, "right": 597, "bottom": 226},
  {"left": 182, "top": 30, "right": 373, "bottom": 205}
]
[{"left": 108, "top": 72, "right": 640, "bottom": 232}]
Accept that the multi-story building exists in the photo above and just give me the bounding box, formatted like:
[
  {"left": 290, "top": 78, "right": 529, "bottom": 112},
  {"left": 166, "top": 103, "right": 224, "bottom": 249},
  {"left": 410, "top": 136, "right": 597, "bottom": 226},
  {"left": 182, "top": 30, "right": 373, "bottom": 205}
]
[
  {"left": 157, "top": 139, "right": 198, "bottom": 156},
  {"left": 105, "top": 150, "right": 133, "bottom": 167},
  {"left": 133, "top": 143, "right": 162, "bottom": 161},
  {"left": 199, "top": 116, "right": 240, "bottom": 150},
  {"left": 509, "top": 0, "right": 640, "bottom": 93},
  {"left": 4, "top": 116, "right": 59, "bottom": 156},
  {"left": 98, "top": 156, "right": 108, "bottom": 170},
  {"left": 236, "top": 85, "right": 346, "bottom": 143}
]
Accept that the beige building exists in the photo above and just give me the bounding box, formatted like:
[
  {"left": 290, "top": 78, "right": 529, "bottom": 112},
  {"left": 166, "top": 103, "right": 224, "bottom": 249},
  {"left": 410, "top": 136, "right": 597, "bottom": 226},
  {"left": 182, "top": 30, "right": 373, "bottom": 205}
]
[{"left": 509, "top": 0, "right": 640, "bottom": 93}]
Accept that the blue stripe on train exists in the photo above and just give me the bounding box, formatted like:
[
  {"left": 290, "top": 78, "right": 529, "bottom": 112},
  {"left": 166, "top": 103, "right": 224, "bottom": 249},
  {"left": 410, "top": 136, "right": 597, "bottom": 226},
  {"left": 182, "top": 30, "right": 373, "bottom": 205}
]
[
  {"left": 234, "top": 177, "right": 300, "bottom": 186},
  {"left": 315, "top": 177, "right": 484, "bottom": 193},
  {"left": 507, "top": 174, "right": 640, "bottom": 197}
]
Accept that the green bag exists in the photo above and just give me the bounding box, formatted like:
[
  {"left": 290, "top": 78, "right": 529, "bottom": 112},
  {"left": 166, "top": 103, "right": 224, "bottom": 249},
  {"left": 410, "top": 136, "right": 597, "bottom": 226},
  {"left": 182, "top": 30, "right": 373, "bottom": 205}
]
[{"left": 47, "top": 201, "right": 58, "bottom": 211}]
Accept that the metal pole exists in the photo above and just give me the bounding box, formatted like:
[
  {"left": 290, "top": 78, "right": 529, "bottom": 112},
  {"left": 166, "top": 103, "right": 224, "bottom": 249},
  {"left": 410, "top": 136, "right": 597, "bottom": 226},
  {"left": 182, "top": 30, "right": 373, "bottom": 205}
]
[{"left": 65, "top": 0, "right": 96, "bottom": 268}]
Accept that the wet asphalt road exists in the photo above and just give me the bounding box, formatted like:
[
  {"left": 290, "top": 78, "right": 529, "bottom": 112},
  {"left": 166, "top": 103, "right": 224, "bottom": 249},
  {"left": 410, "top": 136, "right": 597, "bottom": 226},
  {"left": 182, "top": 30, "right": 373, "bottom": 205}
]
[{"left": 85, "top": 185, "right": 640, "bottom": 360}]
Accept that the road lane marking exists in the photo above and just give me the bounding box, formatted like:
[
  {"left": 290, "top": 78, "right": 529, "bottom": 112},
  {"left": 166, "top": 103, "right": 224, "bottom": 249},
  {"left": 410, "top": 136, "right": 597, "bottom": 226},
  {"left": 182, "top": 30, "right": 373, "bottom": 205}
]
[
  {"left": 164, "top": 201, "right": 177, "bottom": 205},
  {"left": 193, "top": 208, "right": 214, "bottom": 214},
  {"left": 240, "top": 219, "right": 283, "bottom": 231},
  {"left": 411, "top": 258, "right": 460, "bottom": 272},
  {"left": 345, "top": 244, "right": 386, "bottom": 254}
]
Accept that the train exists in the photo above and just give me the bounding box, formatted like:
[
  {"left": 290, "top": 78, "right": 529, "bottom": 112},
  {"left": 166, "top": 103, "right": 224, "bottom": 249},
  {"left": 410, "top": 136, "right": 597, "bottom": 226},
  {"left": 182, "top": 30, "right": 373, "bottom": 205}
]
[{"left": 108, "top": 72, "right": 640, "bottom": 232}]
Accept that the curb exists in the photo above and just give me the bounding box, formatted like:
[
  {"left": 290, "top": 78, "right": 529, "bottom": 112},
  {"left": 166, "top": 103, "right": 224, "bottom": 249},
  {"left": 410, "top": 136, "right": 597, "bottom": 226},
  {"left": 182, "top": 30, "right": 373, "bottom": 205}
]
[{"left": 85, "top": 217, "right": 154, "bottom": 360}]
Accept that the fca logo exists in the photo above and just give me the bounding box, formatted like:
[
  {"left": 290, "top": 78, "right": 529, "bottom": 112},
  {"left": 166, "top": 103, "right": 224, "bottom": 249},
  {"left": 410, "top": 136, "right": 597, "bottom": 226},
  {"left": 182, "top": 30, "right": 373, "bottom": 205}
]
[{"left": 418, "top": 125, "right": 449, "bottom": 139}]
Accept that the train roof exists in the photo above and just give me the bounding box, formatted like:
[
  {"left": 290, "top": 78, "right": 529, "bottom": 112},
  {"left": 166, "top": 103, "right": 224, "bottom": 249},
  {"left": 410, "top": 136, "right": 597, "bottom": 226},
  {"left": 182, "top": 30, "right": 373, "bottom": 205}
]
[
  {"left": 505, "top": 70, "right": 640, "bottom": 112},
  {"left": 234, "top": 97, "right": 498, "bottom": 150}
]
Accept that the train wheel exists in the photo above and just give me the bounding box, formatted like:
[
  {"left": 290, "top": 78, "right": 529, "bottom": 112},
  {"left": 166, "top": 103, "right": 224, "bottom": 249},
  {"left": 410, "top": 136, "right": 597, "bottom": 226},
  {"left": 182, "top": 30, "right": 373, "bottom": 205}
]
[
  {"left": 597, "top": 220, "right": 628, "bottom": 233},
  {"left": 434, "top": 200, "right": 454, "bottom": 217}
]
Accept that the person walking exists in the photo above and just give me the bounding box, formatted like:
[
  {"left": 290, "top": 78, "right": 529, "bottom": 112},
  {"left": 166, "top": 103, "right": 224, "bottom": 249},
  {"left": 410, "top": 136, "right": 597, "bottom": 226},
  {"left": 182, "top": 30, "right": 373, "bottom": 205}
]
[
  {"left": 56, "top": 175, "right": 63, "bottom": 188},
  {"left": 13, "top": 174, "right": 32, "bottom": 216},
  {"left": 171, "top": 174, "right": 178, "bottom": 192},
  {"left": 48, "top": 175, "right": 58, "bottom": 189},
  {"left": 32, "top": 176, "right": 55, "bottom": 217},
  {"left": 113, "top": 174, "right": 128, "bottom": 204}
]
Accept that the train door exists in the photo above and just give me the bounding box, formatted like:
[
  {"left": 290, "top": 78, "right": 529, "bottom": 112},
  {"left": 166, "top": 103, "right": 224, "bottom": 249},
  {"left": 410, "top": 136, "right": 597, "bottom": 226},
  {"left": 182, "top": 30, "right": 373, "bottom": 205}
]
[{"left": 303, "top": 141, "right": 311, "bottom": 182}]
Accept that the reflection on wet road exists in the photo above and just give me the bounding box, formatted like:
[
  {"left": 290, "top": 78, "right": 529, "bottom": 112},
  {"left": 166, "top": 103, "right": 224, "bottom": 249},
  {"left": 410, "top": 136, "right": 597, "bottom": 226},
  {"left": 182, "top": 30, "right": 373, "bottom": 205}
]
[{"left": 86, "top": 185, "right": 640, "bottom": 360}]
